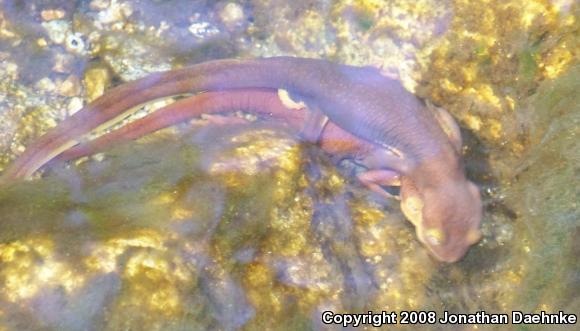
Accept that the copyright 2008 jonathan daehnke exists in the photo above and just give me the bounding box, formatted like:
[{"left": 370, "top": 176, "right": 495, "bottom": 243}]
[{"left": 321, "top": 310, "right": 577, "bottom": 327}]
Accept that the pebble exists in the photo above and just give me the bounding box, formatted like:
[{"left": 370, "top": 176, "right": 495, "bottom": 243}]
[
  {"left": 41, "top": 9, "right": 66, "bottom": 21},
  {"left": 96, "top": 0, "right": 133, "bottom": 24},
  {"left": 36, "top": 38, "right": 48, "bottom": 48},
  {"left": 41, "top": 20, "right": 70, "bottom": 44},
  {"left": 188, "top": 21, "right": 220, "bottom": 38},
  {"left": 4, "top": 62, "right": 19, "bottom": 80},
  {"left": 67, "top": 97, "right": 84, "bottom": 115},
  {"left": 90, "top": 0, "right": 111, "bottom": 11},
  {"left": 52, "top": 53, "right": 75, "bottom": 74},
  {"left": 83, "top": 67, "right": 111, "bottom": 101},
  {"left": 65, "top": 33, "right": 86, "bottom": 55},
  {"left": 35, "top": 77, "right": 56, "bottom": 92},
  {"left": 219, "top": 3, "right": 245, "bottom": 30},
  {"left": 57, "top": 75, "right": 81, "bottom": 97}
]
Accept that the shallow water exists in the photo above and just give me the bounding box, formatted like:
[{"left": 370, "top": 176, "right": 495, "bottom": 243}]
[{"left": 0, "top": 1, "right": 578, "bottom": 330}]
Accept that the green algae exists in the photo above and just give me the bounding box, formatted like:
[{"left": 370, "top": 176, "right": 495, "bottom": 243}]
[
  {"left": 506, "top": 66, "right": 580, "bottom": 312},
  {"left": 518, "top": 47, "right": 538, "bottom": 84}
]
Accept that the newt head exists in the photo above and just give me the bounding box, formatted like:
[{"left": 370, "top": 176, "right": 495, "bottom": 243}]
[{"left": 401, "top": 178, "right": 482, "bottom": 263}]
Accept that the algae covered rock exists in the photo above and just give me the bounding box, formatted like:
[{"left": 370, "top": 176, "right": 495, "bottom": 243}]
[
  {"left": 0, "top": 124, "right": 419, "bottom": 330},
  {"left": 503, "top": 66, "right": 580, "bottom": 312}
]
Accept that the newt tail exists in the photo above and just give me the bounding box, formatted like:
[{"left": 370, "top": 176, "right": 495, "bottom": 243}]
[{"left": 54, "top": 89, "right": 371, "bottom": 164}]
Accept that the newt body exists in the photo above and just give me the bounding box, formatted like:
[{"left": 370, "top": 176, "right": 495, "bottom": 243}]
[{"left": 1, "top": 57, "right": 482, "bottom": 262}]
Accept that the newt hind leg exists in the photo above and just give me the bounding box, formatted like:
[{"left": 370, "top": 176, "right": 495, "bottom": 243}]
[
  {"left": 277, "top": 89, "right": 328, "bottom": 143},
  {"left": 300, "top": 106, "right": 329, "bottom": 143}
]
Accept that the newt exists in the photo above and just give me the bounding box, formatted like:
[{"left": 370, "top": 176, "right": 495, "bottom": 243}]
[
  {"left": 0, "top": 57, "right": 482, "bottom": 262},
  {"left": 53, "top": 88, "right": 468, "bottom": 234}
]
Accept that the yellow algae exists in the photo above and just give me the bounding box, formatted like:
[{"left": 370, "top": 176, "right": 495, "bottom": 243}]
[
  {"left": 170, "top": 206, "right": 193, "bottom": 221},
  {"left": 244, "top": 254, "right": 336, "bottom": 328},
  {"left": 460, "top": 30, "right": 497, "bottom": 48},
  {"left": 245, "top": 262, "right": 273, "bottom": 289},
  {"left": 352, "top": 205, "right": 385, "bottom": 226},
  {"left": 273, "top": 234, "right": 308, "bottom": 257},
  {"left": 325, "top": 173, "right": 346, "bottom": 192},
  {"left": 85, "top": 230, "right": 167, "bottom": 273},
  {"left": 469, "top": 84, "right": 502, "bottom": 110},
  {"left": 267, "top": 211, "right": 311, "bottom": 256},
  {"left": 261, "top": 6, "right": 336, "bottom": 57},
  {"left": 464, "top": 114, "right": 483, "bottom": 131},
  {"left": 562, "top": 12, "right": 575, "bottom": 26},
  {"left": 83, "top": 66, "right": 111, "bottom": 102},
  {"left": 542, "top": 43, "right": 573, "bottom": 79},
  {"left": 0, "top": 238, "right": 85, "bottom": 301},
  {"left": 440, "top": 78, "right": 462, "bottom": 93},
  {"left": 120, "top": 251, "right": 189, "bottom": 315},
  {"left": 506, "top": 268, "right": 523, "bottom": 284},
  {"left": 125, "top": 253, "right": 169, "bottom": 278},
  {"left": 397, "top": 257, "right": 432, "bottom": 309},
  {"left": 505, "top": 95, "right": 516, "bottom": 110},
  {"left": 151, "top": 191, "right": 177, "bottom": 205},
  {"left": 211, "top": 130, "right": 297, "bottom": 180},
  {"left": 360, "top": 239, "right": 382, "bottom": 257},
  {"left": 108, "top": 231, "right": 166, "bottom": 251},
  {"left": 537, "top": 303, "right": 551, "bottom": 312},
  {"left": 0, "top": 241, "right": 31, "bottom": 262},
  {"left": 487, "top": 119, "right": 503, "bottom": 139},
  {"left": 520, "top": 1, "right": 549, "bottom": 29},
  {"left": 461, "top": 63, "right": 479, "bottom": 83},
  {"left": 0, "top": 11, "right": 17, "bottom": 39},
  {"left": 244, "top": 262, "right": 283, "bottom": 314}
]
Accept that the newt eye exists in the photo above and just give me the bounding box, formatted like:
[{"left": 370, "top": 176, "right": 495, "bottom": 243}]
[{"left": 424, "top": 229, "right": 445, "bottom": 246}]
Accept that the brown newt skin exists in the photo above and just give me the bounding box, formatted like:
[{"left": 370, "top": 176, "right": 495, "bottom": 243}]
[{"left": 0, "top": 57, "right": 482, "bottom": 262}]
